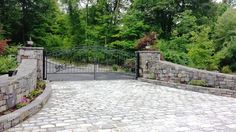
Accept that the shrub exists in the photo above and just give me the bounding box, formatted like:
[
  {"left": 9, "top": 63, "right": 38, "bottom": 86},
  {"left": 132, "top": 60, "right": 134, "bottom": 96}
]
[
  {"left": 188, "top": 80, "right": 207, "bottom": 87},
  {"left": 112, "top": 65, "right": 118, "bottom": 71},
  {"left": 3, "top": 46, "right": 18, "bottom": 56},
  {"left": 37, "top": 80, "right": 46, "bottom": 89},
  {"left": 135, "top": 32, "right": 157, "bottom": 50},
  {"left": 221, "top": 66, "right": 232, "bottom": 73},
  {"left": 0, "top": 56, "right": 17, "bottom": 73},
  {"left": 230, "top": 63, "right": 236, "bottom": 71},
  {"left": 27, "top": 89, "right": 43, "bottom": 100}
]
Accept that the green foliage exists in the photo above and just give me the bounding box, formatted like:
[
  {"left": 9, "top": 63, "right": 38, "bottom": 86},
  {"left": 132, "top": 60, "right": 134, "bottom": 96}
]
[
  {"left": 214, "top": 8, "right": 236, "bottom": 51},
  {"left": 0, "top": 26, "right": 4, "bottom": 40},
  {"left": 188, "top": 80, "right": 207, "bottom": 87},
  {"left": 37, "top": 80, "right": 46, "bottom": 90},
  {"left": 173, "top": 10, "right": 197, "bottom": 36},
  {"left": 109, "top": 40, "right": 134, "bottom": 50},
  {"left": 112, "top": 65, "right": 118, "bottom": 71},
  {"left": 158, "top": 39, "right": 190, "bottom": 65},
  {"left": 16, "top": 102, "right": 27, "bottom": 109},
  {"left": 188, "top": 27, "right": 215, "bottom": 70},
  {"left": 221, "top": 65, "right": 232, "bottom": 73},
  {"left": 1, "top": 0, "right": 236, "bottom": 73},
  {"left": 212, "top": 8, "right": 236, "bottom": 71},
  {"left": 0, "top": 45, "right": 18, "bottom": 74},
  {"left": 27, "top": 89, "right": 43, "bottom": 100},
  {"left": 115, "top": 10, "right": 150, "bottom": 40},
  {"left": 0, "top": 56, "right": 17, "bottom": 73},
  {"left": 3, "top": 46, "right": 19, "bottom": 56}
]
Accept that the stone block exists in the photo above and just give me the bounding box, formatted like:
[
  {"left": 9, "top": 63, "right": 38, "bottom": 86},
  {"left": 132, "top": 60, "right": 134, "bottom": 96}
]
[
  {"left": 0, "top": 94, "right": 4, "bottom": 100},
  {"left": 6, "top": 85, "right": 13, "bottom": 94},
  {"left": 3, "top": 95, "right": 8, "bottom": 100},
  {"left": 0, "top": 123, "right": 3, "bottom": 131},
  {"left": 0, "top": 105, "right": 6, "bottom": 112},
  {"left": 1, "top": 87, "right": 7, "bottom": 93},
  {"left": 12, "top": 118, "right": 20, "bottom": 126},
  {"left": 3, "top": 122, "right": 11, "bottom": 130},
  {"left": 0, "top": 100, "right": 6, "bottom": 106}
]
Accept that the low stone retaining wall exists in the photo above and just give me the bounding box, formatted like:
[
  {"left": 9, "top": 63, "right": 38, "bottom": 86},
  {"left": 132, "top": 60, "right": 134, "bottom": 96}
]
[
  {"left": 0, "top": 59, "right": 37, "bottom": 113},
  {"left": 0, "top": 84, "right": 52, "bottom": 131},
  {"left": 0, "top": 47, "right": 49, "bottom": 131},
  {"left": 138, "top": 51, "right": 236, "bottom": 91},
  {"left": 155, "top": 61, "right": 236, "bottom": 90},
  {"left": 139, "top": 78, "right": 236, "bottom": 98}
]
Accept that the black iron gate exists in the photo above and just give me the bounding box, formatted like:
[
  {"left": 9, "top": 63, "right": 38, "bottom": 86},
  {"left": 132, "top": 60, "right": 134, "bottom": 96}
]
[{"left": 43, "top": 46, "right": 137, "bottom": 81}]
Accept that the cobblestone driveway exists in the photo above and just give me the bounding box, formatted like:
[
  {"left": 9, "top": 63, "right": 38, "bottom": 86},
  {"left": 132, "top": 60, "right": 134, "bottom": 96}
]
[{"left": 7, "top": 80, "right": 236, "bottom": 132}]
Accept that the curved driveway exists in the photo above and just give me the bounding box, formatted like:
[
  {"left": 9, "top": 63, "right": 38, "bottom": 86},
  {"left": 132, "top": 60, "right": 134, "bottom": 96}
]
[{"left": 7, "top": 80, "right": 236, "bottom": 132}]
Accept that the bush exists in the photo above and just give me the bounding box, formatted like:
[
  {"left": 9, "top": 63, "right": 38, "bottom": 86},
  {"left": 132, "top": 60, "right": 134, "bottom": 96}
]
[
  {"left": 112, "top": 65, "right": 118, "bottom": 71},
  {"left": 221, "top": 66, "right": 232, "bottom": 73},
  {"left": 0, "top": 56, "right": 17, "bottom": 73},
  {"left": 37, "top": 80, "right": 46, "bottom": 89},
  {"left": 163, "top": 51, "right": 190, "bottom": 66},
  {"left": 230, "top": 63, "right": 236, "bottom": 71},
  {"left": 3, "top": 46, "right": 18, "bottom": 56},
  {"left": 27, "top": 88, "right": 43, "bottom": 100},
  {"left": 188, "top": 80, "right": 206, "bottom": 87}
]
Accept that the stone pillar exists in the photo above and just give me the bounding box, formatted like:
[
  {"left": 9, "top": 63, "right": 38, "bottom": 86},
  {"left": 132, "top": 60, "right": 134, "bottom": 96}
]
[
  {"left": 138, "top": 51, "right": 160, "bottom": 78},
  {"left": 17, "top": 47, "right": 44, "bottom": 80}
]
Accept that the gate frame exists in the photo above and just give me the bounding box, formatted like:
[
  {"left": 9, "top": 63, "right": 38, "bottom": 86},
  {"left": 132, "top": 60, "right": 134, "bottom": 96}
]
[{"left": 43, "top": 47, "right": 138, "bottom": 80}]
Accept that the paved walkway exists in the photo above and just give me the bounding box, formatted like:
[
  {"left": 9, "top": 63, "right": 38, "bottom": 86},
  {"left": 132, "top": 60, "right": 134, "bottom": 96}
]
[{"left": 7, "top": 80, "right": 236, "bottom": 132}]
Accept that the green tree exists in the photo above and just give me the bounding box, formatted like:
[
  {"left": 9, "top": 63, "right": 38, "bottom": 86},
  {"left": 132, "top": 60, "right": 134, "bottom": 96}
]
[
  {"left": 0, "top": 0, "right": 21, "bottom": 41},
  {"left": 214, "top": 7, "right": 236, "bottom": 51},
  {"left": 188, "top": 27, "right": 215, "bottom": 70},
  {"left": 131, "top": 0, "right": 215, "bottom": 38},
  {"left": 223, "top": 0, "right": 236, "bottom": 7}
]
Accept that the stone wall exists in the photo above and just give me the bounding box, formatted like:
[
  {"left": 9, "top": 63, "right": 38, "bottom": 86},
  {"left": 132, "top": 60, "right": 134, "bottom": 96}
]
[
  {"left": 138, "top": 51, "right": 236, "bottom": 91},
  {"left": 0, "top": 59, "right": 37, "bottom": 113},
  {"left": 17, "top": 47, "right": 44, "bottom": 80},
  {"left": 0, "top": 84, "right": 51, "bottom": 131},
  {"left": 139, "top": 78, "right": 236, "bottom": 98}
]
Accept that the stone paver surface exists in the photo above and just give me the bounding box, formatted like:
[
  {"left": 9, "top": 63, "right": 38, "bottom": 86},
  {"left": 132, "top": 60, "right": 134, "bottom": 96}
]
[{"left": 7, "top": 80, "right": 236, "bottom": 132}]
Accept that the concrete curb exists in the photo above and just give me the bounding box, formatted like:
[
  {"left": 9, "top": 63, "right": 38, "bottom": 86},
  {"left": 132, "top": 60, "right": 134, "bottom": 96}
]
[
  {"left": 0, "top": 84, "right": 52, "bottom": 131},
  {"left": 139, "top": 78, "right": 236, "bottom": 98}
]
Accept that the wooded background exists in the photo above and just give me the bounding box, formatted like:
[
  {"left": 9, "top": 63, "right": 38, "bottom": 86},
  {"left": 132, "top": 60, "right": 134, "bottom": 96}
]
[{"left": 1, "top": 0, "right": 236, "bottom": 73}]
